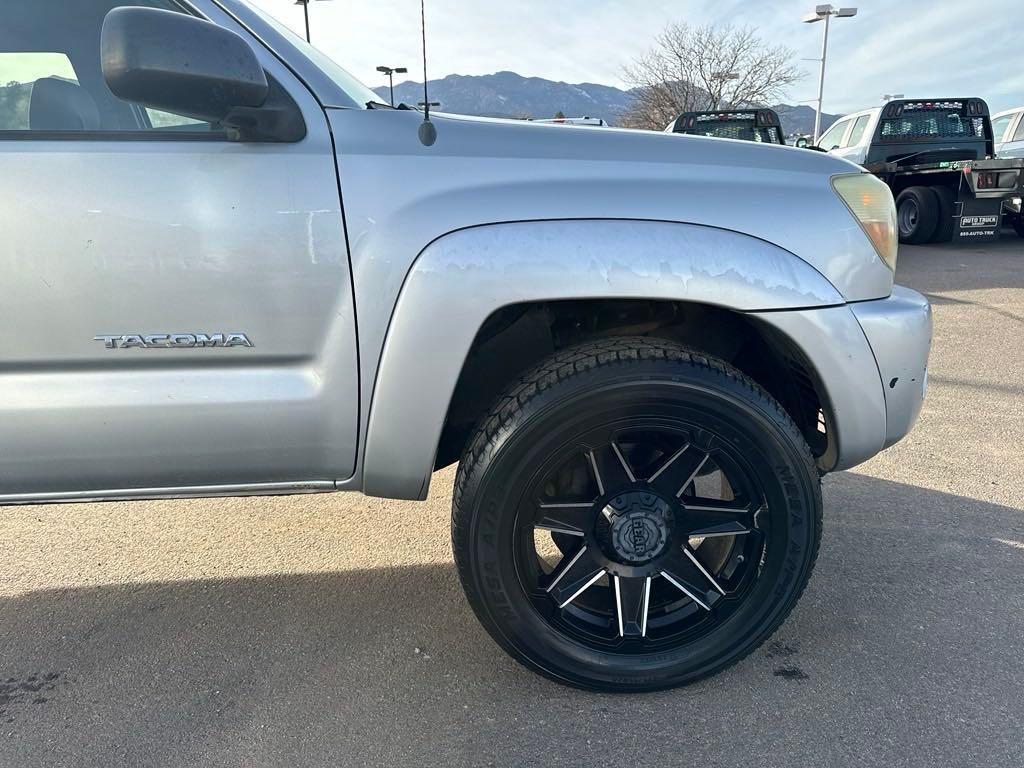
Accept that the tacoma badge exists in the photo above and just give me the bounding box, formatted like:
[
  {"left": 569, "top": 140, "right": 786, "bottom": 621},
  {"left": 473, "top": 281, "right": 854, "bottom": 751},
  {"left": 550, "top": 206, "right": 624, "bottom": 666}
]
[{"left": 94, "top": 333, "right": 254, "bottom": 349}]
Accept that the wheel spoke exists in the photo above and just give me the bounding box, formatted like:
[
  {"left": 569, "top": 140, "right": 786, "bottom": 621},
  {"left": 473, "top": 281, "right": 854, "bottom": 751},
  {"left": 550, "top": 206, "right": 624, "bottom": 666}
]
[
  {"left": 659, "top": 548, "right": 722, "bottom": 610},
  {"left": 681, "top": 547, "right": 726, "bottom": 595},
  {"left": 545, "top": 545, "right": 606, "bottom": 608},
  {"left": 588, "top": 443, "right": 635, "bottom": 496},
  {"left": 646, "top": 444, "right": 708, "bottom": 498},
  {"left": 680, "top": 498, "right": 756, "bottom": 538},
  {"left": 536, "top": 502, "right": 594, "bottom": 537},
  {"left": 613, "top": 575, "right": 651, "bottom": 638}
]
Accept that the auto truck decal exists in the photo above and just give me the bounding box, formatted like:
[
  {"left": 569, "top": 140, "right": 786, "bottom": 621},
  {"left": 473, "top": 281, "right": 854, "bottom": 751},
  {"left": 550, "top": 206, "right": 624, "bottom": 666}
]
[{"left": 960, "top": 215, "right": 1000, "bottom": 228}]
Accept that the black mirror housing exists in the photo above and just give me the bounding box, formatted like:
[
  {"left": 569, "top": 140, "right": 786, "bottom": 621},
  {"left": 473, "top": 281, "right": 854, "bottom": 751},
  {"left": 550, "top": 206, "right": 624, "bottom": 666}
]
[{"left": 101, "top": 7, "right": 294, "bottom": 139}]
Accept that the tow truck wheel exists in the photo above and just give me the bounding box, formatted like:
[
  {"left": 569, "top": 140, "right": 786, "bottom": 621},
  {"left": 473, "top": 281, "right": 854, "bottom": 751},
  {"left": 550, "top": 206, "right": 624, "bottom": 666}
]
[
  {"left": 896, "top": 186, "right": 939, "bottom": 244},
  {"left": 452, "top": 337, "right": 822, "bottom": 691}
]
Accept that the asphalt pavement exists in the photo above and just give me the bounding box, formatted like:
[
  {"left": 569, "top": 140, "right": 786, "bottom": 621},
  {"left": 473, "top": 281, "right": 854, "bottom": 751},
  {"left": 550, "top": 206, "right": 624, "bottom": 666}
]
[{"left": 1, "top": 237, "right": 1023, "bottom": 767}]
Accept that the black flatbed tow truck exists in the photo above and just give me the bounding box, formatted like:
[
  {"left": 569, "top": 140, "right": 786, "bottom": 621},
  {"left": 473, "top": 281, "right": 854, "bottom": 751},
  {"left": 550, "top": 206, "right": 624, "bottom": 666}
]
[{"left": 862, "top": 99, "right": 1024, "bottom": 243}]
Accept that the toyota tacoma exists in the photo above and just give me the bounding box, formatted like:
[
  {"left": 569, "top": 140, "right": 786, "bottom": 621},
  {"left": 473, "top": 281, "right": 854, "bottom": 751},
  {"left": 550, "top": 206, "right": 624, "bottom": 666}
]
[{"left": 0, "top": 0, "right": 932, "bottom": 691}]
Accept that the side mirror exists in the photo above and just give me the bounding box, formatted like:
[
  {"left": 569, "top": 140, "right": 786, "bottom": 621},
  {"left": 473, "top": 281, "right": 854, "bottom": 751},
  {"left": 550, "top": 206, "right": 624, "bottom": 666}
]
[
  {"left": 795, "top": 137, "right": 809, "bottom": 149},
  {"left": 101, "top": 7, "right": 303, "bottom": 141}
]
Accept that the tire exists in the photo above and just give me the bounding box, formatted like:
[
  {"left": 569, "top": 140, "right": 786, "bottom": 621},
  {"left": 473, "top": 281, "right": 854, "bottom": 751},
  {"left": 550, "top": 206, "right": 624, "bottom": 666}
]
[
  {"left": 896, "top": 186, "right": 939, "bottom": 244},
  {"left": 930, "top": 186, "right": 956, "bottom": 243},
  {"left": 452, "top": 337, "right": 822, "bottom": 692}
]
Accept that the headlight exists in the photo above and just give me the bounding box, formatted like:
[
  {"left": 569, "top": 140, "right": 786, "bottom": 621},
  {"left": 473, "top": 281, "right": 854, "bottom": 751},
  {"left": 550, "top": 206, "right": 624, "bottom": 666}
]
[{"left": 832, "top": 173, "right": 898, "bottom": 272}]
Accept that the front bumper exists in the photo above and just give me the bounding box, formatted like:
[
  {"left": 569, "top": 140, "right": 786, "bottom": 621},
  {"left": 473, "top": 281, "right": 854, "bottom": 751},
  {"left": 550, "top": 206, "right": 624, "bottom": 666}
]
[
  {"left": 751, "top": 286, "right": 932, "bottom": 472},
  {"left": 850, "top": 286, "right": 932, "bottom": 449}
]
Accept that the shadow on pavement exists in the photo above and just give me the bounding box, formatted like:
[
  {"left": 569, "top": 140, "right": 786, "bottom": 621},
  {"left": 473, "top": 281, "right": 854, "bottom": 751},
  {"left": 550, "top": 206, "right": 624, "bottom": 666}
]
[
  {"left": 898, "top": 237, "right": 1024, "bottom": 295},
  {"left": 1, "top": 473, "right": 1022, "bottom": 767}
]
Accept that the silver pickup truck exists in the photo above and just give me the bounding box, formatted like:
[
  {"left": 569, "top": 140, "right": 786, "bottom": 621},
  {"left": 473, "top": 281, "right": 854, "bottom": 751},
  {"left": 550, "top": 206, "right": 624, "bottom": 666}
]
[{"left": 1, "top": 0, "right": 932, "bottom": 691}]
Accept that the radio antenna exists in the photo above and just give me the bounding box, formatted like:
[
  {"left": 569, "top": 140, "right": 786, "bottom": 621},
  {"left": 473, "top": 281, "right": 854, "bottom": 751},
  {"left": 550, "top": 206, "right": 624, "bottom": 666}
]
[{"left": 417, "top": 0, "right": 437, "bottom": 146}]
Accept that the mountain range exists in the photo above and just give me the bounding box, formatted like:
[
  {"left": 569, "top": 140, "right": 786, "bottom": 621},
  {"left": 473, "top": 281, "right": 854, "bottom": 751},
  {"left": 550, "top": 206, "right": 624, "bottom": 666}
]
[
  {"left": 373, "top": 71, "right": 842, "bottom": 136},
  {"left": 1, "top": 69, "right": 841, "bottom": 137}
]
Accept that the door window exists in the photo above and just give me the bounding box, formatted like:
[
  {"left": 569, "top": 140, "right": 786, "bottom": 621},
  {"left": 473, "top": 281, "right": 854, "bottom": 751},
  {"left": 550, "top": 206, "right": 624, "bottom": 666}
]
[
  {"left": 144, "top": 109, "right": 215, "bottom": 130},
  {"left": 0, "top": 0, "right": 222, "bottom": 136},
  {"left": 844, "top": 115, "right": 871, "bottom": 147},
  {"left": 0, "top": 53, "right": 78, "bottom": 130},
  {"left": 818, "top": 119, "right": 849, "bottom": 150}
]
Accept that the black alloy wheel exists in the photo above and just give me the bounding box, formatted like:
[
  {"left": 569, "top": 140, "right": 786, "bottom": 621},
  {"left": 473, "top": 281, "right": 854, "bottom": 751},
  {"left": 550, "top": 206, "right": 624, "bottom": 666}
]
[
  {"left": 453, "top": 338, "right": 822, "bottom": 691},
  {"left": 520, "top": 424, "right": 763, "bottom": 648}
]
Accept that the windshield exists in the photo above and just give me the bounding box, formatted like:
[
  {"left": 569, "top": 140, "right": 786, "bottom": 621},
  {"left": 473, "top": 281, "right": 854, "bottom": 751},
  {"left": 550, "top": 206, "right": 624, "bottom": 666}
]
[{"left": 242, "top": 2, "right": 380, "bottom": 108}]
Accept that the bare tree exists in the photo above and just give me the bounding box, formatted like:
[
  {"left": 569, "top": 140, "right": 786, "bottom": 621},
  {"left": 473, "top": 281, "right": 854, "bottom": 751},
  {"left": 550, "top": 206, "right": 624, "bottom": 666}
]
[{"left": 621, "top": 24, "right": 803, "bottom": 130}]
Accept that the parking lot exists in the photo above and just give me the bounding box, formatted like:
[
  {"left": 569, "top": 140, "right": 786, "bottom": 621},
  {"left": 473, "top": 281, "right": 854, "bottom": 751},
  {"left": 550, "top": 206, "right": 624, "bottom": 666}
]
[{"left": 1, "top": 238, "right": 1022, "bottom": 767}]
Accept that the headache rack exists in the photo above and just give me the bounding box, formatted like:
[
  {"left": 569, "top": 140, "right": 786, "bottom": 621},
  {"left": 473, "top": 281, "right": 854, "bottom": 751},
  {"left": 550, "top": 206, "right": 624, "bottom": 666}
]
[
  {"left": 875, "top": 99, "right": 993, "bottom": 147},
  {"left": 669, "top": 109, "right": 785, "bottom": 145}
]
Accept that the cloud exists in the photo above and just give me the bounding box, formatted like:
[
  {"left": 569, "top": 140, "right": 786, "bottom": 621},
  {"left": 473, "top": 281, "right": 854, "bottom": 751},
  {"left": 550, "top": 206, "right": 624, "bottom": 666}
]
[{"left": 247, "top": 0, "right": 1021, "bottom": 114}]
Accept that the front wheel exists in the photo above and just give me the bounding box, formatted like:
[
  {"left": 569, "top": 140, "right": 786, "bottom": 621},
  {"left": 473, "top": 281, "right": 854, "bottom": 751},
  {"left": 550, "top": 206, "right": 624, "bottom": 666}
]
[{"left": 452, "top": 338, "right": 822, "bottom": 691}]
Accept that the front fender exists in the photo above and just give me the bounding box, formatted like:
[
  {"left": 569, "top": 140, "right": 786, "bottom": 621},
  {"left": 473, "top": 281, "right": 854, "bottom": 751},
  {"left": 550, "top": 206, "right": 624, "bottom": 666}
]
[{"left": 362, "top": 219, "right": 844, "bottom": 499}]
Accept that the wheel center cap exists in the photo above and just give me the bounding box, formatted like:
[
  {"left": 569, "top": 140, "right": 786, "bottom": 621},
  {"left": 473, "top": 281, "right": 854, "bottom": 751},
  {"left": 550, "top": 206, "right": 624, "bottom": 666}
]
[{"left": 603, "top": 491, "right": 672, "bottom": 564}]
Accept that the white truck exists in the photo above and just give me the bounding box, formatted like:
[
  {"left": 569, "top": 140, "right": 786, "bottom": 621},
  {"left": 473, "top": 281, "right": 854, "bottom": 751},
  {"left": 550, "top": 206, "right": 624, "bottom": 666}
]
[{"left": 815, "top": 99, "right": 1024, "bottom": 242}]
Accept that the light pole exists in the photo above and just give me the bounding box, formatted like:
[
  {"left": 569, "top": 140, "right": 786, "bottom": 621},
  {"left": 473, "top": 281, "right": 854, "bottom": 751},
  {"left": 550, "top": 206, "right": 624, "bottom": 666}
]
[
  {"left": 294, "top": 0, "right": 332, "bottom": 44},
  {"left": 710, "top": 71, "right": 739, "bottom": 110},
  {"left": 803, "top": 4, "right": 857, "bottom": 143},
  {"left": 376, "top": 66, "right": 408, "bottom": 107}
]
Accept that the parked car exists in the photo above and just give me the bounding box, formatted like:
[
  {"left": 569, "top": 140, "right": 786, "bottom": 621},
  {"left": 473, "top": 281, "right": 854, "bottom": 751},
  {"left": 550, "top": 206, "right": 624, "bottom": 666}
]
[
  {"left": 813, "top": 99, "right": 1024, "bottom": 243},
  {"left": 992, "top": 107, "right": 1024, "bottom": 158},
  {"left": 665, "top": 109, "right": 787, "bottom": 144},
  {"left": 0, "top": 0, "right": 932, "bottom": 692}
]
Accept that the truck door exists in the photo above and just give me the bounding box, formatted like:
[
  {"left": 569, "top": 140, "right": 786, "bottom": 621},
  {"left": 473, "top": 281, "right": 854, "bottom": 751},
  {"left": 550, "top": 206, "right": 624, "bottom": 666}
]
[{"left": 0, "top": 0, "right": 359, "bottom": 499}]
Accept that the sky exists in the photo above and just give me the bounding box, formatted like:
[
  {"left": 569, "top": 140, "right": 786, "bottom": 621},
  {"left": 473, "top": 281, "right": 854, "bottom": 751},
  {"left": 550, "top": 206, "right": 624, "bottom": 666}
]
[{"left": 248, "top": 0, "right": 1021, "bottom": 115}]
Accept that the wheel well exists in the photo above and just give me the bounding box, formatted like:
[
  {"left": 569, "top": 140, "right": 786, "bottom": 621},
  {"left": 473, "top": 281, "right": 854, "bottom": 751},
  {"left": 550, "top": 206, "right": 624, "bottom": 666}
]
[{"left": 435, "top": 299, "right": 836, "bottom": 472}]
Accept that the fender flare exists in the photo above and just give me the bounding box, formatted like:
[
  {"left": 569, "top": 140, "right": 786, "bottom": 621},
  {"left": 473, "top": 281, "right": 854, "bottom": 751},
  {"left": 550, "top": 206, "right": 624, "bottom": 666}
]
[{"left": 361, "top": 219, "right": 845, "bottom": 499}]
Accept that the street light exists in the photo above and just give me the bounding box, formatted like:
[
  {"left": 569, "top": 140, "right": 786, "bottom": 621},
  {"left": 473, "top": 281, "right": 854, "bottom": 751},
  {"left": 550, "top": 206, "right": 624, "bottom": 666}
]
[
  {"left": 710, "top": 71, "right": 739, "bottom": 110},
  {"left": 376, "top": 65, "right": 408, "bottom": 107},
  {"left": 882, "top": 93, "right": 905, "bottom": 102},
  {"left": 803, "top": 4, "right": 857, "bottom": 143},
  {"left": 294, "top": 0, "right": 332, "bottom": 44}
]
